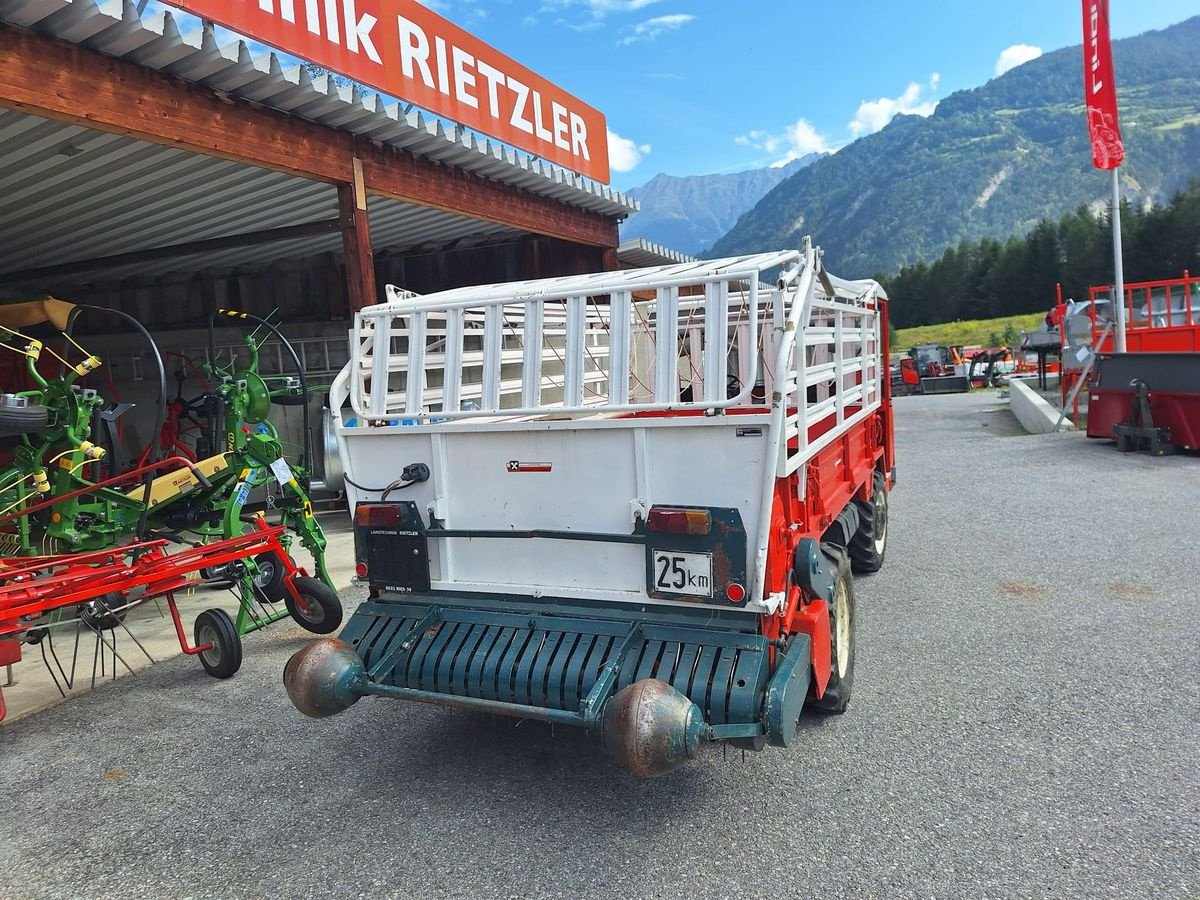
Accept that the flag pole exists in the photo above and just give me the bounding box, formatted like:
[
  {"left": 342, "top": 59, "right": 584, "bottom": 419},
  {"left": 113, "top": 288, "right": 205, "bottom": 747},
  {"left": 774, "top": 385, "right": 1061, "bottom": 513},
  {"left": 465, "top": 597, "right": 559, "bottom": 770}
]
[{"left": 1110, "top": 167, "right": 1127, "bottom": 352}]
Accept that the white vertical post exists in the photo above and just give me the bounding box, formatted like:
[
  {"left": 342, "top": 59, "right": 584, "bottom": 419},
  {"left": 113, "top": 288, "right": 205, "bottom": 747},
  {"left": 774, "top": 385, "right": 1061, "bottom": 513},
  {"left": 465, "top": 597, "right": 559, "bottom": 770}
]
[
  {"left": 368, "top": 315, "right": 390, "bottom": 418},
  {"left": 737, "top": 323, "right": 752, "bottom": 399},
  {"left": 482, "top": 304, "right": 502, "bottom": 410},
  {"left": 405, "top": 310, "right": 426, "bottom": 417},
  {"left": 1111, "top": 168, "right": 1127, "bottom": 353},
  {"left": 443, "top": 308, "right": 464, "bottom": 413},
  {"left": 608, "top": 291, "right": 631, "bottom": 405},
  {"left": 834, "top": 306, "right": 844, "bottom": 425},
  {"left": 521, "top": 300, "right": 544, "bottom": 408},
  {"left": 632, "top": 300, "right": 655, "bottom": 403},
  {"left": 687, "top": 326, "right": 703, "bottom": 400},
  {"left": 703, "top": 281, "right": 728, "bottom": 404},
  {"left": 564, "top": 295, "right": 585, "bottom": 407},
  {"left": 654, "top": 286, "right": 678, "bottom": 404},
  {"left": 764, "top": 288, "right": 785, "bottom": 401}
]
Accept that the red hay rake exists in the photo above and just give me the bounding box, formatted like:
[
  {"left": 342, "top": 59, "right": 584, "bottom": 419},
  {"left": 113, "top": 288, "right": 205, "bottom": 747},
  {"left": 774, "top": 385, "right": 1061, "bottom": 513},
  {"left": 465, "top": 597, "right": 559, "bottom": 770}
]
[{"left": 0, "top": 517, "right": 305, "bottom": 721}]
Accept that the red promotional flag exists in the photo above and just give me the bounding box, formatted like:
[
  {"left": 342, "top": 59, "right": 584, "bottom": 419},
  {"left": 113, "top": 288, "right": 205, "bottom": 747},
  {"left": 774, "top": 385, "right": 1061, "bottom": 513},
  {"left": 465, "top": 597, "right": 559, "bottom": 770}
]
[{"left": 1082, "top": 0, "right": 1125, "bottom": 169}]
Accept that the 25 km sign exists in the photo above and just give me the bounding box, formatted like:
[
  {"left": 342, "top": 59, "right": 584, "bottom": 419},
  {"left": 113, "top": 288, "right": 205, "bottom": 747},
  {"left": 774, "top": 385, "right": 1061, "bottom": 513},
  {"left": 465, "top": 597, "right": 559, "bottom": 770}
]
[{"left": 160, "top": 0, "right": 610, "bottom": 183}]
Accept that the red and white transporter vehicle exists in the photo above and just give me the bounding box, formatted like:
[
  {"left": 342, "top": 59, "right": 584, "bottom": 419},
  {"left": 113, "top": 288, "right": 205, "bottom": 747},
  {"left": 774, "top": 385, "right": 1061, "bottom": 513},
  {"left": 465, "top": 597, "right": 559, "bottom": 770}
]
[{"left": 285, "top": 239, "right": 896, "bottom": 776}]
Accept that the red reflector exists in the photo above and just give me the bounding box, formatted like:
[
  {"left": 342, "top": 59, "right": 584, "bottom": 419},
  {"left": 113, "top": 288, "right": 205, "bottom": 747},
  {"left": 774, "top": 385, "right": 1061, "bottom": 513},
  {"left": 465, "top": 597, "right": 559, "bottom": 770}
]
[
  {"left": 355, "top": 562, "right": 368, "bottom": 578},
  {"left": 646, "top": 507, "right": 711, "bottom": 535},
  {"left": 725, "top": 583, "right": 746, "bottom": 603},
  {"left": 354, "top": 503, "right": 402, "bottom": 526}
]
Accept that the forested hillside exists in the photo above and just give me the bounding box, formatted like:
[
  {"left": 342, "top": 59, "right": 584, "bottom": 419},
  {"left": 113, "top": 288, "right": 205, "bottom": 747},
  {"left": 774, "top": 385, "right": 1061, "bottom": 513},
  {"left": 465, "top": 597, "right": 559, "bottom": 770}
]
[
  {"left": 879, "top": 179, "right": 1200, "bottom": 328},
  {"left": 708, "top": 16, "right": 1200, "bottom": 283}
]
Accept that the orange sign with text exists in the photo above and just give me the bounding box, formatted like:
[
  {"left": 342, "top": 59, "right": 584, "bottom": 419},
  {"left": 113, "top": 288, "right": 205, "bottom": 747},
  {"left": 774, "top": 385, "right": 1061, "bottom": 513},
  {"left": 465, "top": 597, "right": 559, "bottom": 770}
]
[{"left": 160, "top": 0, "right": 610, "bottom": 183}]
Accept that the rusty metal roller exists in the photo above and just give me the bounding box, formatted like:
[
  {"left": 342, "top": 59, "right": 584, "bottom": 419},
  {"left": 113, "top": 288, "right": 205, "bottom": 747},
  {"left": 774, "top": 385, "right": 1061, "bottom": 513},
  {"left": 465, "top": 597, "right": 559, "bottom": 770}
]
[
  {"left": 600, "top": 678, "right": 707, "bottom": 778},
  {"left": 283, "top": 638, "right": 366, "bottom": 718}
]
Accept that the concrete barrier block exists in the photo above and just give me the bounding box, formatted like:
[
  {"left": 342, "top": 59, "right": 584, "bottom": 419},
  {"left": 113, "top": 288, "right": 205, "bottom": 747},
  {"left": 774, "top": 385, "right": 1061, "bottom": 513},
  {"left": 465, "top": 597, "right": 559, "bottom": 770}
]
[{"left": 1008, "top": 377, "right": 1074, "bottom": 434}]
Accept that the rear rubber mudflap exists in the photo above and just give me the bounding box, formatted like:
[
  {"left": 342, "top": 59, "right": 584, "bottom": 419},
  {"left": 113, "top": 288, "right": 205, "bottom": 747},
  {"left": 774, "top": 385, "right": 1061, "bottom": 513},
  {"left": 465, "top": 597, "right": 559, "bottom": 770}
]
[{"left": 339, "top": 597, "right": 772, "bottom": 730}]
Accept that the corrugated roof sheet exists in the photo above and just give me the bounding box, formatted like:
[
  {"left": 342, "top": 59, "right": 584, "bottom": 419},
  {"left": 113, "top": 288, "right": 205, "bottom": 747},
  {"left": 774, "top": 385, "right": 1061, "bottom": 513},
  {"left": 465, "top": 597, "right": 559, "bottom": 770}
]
[
  {"left": 0, "top": 108, "right": 520, "bottom": 290},
  {"left": 0, "top": 0, "right": 637, "bottom": 218},
  {"left": 617, "top": 237, "right": 697, "bottom": 268}
]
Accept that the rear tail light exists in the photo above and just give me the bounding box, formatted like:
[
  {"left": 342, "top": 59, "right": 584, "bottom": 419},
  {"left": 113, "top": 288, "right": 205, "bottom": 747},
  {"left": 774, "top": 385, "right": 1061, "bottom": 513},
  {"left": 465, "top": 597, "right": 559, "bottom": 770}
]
[
  {"left": 646, "top": 507, "right": 711, "bottom": 535},
  {"left": 725, "top": 583, "right": 746, "bottom": 603},
  {"left": 355, "top": 503, "right": 403, "bottom": 526},
  {"left": 355, "top": 562, "right": 368, "bottom": 578}
]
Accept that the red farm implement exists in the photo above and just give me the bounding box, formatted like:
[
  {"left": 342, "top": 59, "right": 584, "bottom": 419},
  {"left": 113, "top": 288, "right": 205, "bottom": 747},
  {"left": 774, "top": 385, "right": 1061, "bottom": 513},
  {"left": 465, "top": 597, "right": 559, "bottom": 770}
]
[
  {"left": 0, "top": 518, "right": 329, "bottom": 722},
  {"left": 1055, "top": 272, "right": 1200, "bottom": 451}
]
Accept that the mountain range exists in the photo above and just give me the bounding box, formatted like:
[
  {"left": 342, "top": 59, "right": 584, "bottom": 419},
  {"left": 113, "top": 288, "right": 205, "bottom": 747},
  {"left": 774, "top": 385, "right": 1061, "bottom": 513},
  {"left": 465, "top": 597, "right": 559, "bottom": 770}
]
[
  {"left": 619, "top": 155, "right": 820, "bottom": 255},
  {"left": 695, "top": 16, "right": 1200, "bottom": 276}
]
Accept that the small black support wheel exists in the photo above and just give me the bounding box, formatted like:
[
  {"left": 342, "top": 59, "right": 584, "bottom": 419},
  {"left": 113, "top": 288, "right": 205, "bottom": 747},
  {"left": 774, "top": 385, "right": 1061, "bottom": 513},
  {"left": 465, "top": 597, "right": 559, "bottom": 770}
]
[
  {"left": 252, "top": 552, "right": 289, "bottom": 602},
  {"left": 849, "top": 470, "right": 888, "bottom": 574},
  {"left": 194, "top": 608, "right": 242, "bottom": 679},
  {"left": 813, "top": 548, "right": 855, "bottom": 714},
  {"left": 0, "top": 401, "right": 50, "bottom": 434},
  {"left": 285, "top": 576, "right": 342, "bottom": 634}
]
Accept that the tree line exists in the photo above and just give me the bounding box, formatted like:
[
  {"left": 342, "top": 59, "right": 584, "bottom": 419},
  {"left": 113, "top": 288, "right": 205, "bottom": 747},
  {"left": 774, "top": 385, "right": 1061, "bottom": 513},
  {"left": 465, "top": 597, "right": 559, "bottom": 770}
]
[{"left": 877, "top": 178, "right": 1200, "bottom": 329}]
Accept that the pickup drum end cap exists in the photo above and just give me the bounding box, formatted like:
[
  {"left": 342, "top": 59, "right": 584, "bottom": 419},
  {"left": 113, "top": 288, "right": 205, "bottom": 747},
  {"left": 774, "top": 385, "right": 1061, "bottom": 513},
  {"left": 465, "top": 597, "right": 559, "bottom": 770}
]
[
  {"left": 600, "top": 678, "right": 706, "bottom": 778},
  {"left": 284, "top": 638, "right": 365, "bottom": 718}
]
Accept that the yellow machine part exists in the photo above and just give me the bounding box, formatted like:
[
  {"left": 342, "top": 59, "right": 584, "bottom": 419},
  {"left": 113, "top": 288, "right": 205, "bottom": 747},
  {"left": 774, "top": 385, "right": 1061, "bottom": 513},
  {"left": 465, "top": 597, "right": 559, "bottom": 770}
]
[
  {"left": 124, "top": 454, "right": 231, "bottom": 507},
  {"left": 0, "top": 297, "right": 77, "bottom": 331}
]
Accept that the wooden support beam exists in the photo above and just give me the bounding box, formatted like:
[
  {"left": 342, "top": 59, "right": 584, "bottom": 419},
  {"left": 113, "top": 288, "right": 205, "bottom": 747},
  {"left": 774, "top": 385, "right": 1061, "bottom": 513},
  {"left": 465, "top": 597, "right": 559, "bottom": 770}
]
[
  {"left": 0, "top": 23, "right": 619, "bottom": 249},
  {"left": 338, "top": 165, "right": 377, "bottom": 314},
  {"left": 0, "top": 219, "right": 342, "bottom": 286}
]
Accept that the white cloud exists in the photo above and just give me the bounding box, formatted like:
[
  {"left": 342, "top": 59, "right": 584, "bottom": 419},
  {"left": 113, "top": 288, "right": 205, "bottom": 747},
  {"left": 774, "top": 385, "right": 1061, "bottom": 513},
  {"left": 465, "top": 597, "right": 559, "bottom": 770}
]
[
  {"left": 848, "top": 78, "right": 939, "bottom": 137},
  {"left": 607, "top": 129, "right": 651, "bottom": 172},
  {"left": 994, "top": 43, "right": 1043, "bottom": 77},
  {"left": 736, "top": 118, "right": 830, "bottom": 166},
  {"left": 619, "top": 13, "right": 694, "bottom": 45},
  {"left": 539, "top": 0, "right": 663, "bottom": 20}
]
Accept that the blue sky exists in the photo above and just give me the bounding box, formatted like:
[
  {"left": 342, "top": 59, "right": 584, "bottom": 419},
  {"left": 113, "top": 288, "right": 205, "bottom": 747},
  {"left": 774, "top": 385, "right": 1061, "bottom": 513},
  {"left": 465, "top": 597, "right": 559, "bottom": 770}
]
[{"left": 413, "top": 0, "right": 1197, "bottom": 190}]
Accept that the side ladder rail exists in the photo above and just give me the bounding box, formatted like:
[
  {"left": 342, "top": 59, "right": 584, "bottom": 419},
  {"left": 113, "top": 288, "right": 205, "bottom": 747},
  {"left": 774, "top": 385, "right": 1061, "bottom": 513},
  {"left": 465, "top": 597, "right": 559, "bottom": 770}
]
[
  {"left": 750, "top": 246, "right": 886, "bottom": 612},
  {"left": 750, "top": 248, "right": 818, "bottom": 612}
]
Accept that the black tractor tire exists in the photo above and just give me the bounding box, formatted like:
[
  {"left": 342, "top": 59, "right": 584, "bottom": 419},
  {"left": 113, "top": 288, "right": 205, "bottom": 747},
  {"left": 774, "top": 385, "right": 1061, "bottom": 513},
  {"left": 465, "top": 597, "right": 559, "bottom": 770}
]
[
  {"left": 252, "top": 552, "right": 289, "bottom": 602},
  {"left": 812, "top": 547, "right": 855, "bottom": 714},
  {"left": 285, "top": 576, "right": 342, "bottom": 634},
  {"left": 0, "top": 402, "right": 50, "bottom": 435},
  {"left": 194, "top": 608, "right": 242, "bottom": 679},
  {"left": 849, "top": 470, "right": 888, "bottom": 574}
]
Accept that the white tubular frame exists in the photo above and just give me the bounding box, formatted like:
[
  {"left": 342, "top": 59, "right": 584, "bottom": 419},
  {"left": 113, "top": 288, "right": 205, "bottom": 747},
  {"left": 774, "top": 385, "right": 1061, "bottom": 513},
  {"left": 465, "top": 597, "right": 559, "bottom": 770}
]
[
  {"left": 332, "top": 242, "right": 886, "bottom": 613},
  {"left": 346, "top": 251, "right": 800, "bottom": 422}
]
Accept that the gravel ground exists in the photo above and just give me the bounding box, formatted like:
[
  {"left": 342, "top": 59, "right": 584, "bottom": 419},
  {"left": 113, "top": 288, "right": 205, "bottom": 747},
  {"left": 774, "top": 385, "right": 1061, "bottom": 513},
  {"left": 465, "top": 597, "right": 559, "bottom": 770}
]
[{"left": 1, "top": 392, "right": 1197, "bottom": 899}]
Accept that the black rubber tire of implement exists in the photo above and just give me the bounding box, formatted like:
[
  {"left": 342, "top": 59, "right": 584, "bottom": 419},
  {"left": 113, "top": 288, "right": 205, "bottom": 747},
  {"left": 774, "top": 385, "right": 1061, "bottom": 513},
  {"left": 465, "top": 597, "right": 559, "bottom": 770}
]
[
  {"left": 812, "top": 547, "right": 855, "bottom": 714},
  {"left": 252, "top": 551, "right": 289, "bottom": 602},
  {"left": 848, "top": 469, "right": 888, "bottom": 574},
  {"left": 285, "top": 576, "right": 343, "bottom": 634},
  {"left": 194, "top": 608, "right": 242, "bottom": 679},
  {"left": 0, "top": 403, "right": 49, "bottom": 435}
]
